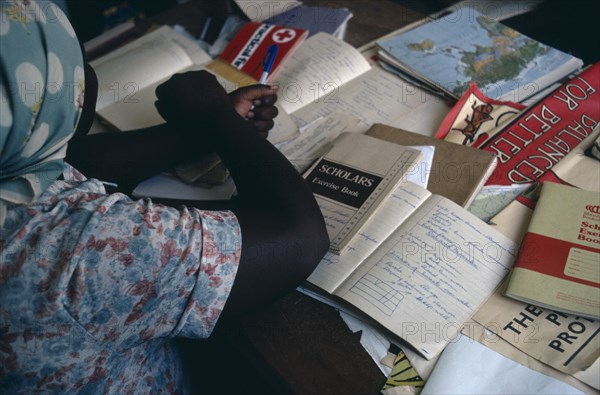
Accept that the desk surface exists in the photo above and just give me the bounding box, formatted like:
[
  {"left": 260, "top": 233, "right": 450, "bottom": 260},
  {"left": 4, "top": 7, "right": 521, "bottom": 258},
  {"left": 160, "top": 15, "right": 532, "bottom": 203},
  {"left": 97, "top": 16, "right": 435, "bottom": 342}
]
[
  {"left": 137, "top": 0, "right": 440, "bottom": 48},
  {"left": 231, "top": 292, "right": 388, "bottom": 394}
]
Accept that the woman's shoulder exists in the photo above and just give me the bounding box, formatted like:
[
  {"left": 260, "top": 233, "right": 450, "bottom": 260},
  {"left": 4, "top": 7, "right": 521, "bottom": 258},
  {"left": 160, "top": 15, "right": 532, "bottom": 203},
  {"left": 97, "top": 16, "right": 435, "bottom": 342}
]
[{"left": 31, "top": 163, "right": 109, "bottom": 201}]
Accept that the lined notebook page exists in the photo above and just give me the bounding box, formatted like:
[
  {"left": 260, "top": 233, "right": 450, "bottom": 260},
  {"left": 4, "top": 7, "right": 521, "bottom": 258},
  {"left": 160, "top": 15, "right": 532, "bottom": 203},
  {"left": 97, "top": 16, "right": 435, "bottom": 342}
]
[
  {"left": 307, "top": 181, "right": 431, "bottom": 293},
  {"left": 275, "top": 33, "right": 371, "bottom": 115},
  {"left": 335, "top": 195, "right": 517, "bottom": 359}
]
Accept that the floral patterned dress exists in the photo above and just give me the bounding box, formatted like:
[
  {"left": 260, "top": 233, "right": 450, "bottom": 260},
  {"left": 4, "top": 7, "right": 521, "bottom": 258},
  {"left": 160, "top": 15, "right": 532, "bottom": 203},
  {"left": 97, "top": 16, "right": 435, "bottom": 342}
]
[{"left": 0, "top": 165, "right": 241, "bottom": 393}]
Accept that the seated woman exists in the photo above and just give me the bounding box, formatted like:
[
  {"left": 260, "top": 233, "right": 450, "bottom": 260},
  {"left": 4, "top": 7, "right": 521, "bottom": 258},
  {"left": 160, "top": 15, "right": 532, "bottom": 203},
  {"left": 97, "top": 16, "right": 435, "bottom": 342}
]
[{"left": 0, "top": 1, "right": 328, "bottom": 393}]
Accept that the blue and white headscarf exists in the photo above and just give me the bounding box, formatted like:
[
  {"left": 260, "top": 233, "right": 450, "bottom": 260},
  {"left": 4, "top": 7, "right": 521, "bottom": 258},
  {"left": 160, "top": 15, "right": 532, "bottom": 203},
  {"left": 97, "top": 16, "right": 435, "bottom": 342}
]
[{"left": 0, "top": 0, "right": 85, "bottom": 226}]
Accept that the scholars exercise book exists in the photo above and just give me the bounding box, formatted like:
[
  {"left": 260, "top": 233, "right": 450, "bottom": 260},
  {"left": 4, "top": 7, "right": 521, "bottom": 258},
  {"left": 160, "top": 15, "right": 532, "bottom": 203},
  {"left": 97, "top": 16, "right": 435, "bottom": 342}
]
[
  {"left": 376, "top": 9, "right": 583, "bottom": 102},
  {"left": 304, "top": 132, "right": 423, "bottom": 254},
  {"left": 505, "top": 182, "right": 600, "bottom": 320}
]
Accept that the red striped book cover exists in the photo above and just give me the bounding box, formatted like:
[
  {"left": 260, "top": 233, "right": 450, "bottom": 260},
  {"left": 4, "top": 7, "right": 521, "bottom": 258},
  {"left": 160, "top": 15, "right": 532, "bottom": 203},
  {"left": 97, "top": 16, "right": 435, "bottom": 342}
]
[
  {"left": 505, "top": 182, "right": 600, "bottom": 319},
  {"left": 480, "top": 63, "right": 600, "bottom": 186}
]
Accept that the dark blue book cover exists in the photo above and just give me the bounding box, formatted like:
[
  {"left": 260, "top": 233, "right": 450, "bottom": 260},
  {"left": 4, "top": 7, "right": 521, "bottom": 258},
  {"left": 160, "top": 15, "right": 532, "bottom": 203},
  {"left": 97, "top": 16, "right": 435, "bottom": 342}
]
[{"left": 264, "top": 5, "right": 352, "bottom": 38}]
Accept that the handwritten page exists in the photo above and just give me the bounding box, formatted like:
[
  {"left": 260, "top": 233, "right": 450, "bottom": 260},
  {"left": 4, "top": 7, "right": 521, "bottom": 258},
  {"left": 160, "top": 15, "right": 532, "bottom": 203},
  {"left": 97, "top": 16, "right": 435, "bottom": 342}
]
[
  {"left": 308, "top": 182, "right": 431, "bottom": 293},
  {"left": 279, "top": 112, "right": 365, "bottom": 172},
  {"left": 275, "top": 33, "right": 371, "bottom": 114},
  {"left": 292, "top": 67, "right": 446, "bottom": 130},
  {"left": 335, "top": 194, "right": 517, "bottom": 359},
  {"left": 304, "top": 133, "right": 423, "bottom": 253},
  {"left": 274, "top": 32, "right": 450, "bottom": 132},
  {"left": 390, "top": 98, "right": 451, "bottom": 137}
]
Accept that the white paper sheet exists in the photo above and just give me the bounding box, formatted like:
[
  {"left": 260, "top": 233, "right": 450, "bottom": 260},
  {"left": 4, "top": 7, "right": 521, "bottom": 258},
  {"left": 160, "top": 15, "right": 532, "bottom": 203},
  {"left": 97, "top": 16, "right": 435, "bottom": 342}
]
[{"left": 421, "top": 335, "right": 585, "bottom": 395}]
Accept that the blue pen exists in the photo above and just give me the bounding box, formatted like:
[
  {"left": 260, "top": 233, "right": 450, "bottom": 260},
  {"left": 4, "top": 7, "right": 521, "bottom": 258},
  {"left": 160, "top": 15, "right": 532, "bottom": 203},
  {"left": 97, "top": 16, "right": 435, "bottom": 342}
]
[{"left": 259, "top": 44, "right": 279, "bottom": 84}]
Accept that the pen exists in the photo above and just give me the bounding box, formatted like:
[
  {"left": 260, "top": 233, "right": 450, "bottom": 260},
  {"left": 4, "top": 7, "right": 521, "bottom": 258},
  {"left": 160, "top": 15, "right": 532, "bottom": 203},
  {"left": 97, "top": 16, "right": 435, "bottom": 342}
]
[{"left": 259, "top": 44, "right": 279, "bottom": 84}]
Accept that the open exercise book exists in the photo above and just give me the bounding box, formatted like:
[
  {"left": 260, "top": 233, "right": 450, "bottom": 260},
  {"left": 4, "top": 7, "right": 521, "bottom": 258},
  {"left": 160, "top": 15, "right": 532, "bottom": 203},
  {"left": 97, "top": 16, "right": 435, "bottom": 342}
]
[
  {"left": 307, "top": 181, "right": 517, "bottom": 359},
  {"left": 272, "top": 32, "right": 450, "bottom": 134}
]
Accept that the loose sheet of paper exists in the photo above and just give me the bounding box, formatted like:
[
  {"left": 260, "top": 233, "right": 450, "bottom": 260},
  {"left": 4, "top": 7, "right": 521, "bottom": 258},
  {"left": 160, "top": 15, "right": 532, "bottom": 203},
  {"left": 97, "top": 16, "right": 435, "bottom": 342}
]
[
  {"left": 422, "top": 335, "right": 585, "bottom": 395},
  {"left": 278, "top": 112, "right": 365, "bottom": 173},
  {"left": 132, "top": 173, "right": 236, "bottom": 201}
]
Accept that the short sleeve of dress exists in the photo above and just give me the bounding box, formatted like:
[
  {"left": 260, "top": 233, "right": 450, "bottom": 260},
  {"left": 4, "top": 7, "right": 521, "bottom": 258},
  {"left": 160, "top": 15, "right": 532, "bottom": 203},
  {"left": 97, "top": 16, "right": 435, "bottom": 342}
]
[
  {"left": 60, "top": 189, "right": 241, "bottom": 346},
  {"left": 173, "top": 209, "right": 242, "bottom": 338}
]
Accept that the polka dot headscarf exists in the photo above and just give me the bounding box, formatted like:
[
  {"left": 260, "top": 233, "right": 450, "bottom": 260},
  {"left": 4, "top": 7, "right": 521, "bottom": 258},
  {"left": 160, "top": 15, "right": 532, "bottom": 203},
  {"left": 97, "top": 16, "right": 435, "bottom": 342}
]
[{"left": 0, "top": 0, "right": 85, "bottom": 226}]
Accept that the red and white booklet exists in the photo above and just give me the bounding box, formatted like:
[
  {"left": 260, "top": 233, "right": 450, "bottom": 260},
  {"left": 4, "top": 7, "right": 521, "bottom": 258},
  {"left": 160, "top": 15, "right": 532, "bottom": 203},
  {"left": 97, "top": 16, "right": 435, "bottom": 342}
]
[
  {"left": 505, "top": 182, "right": 600, "bottom": 320},
  {"left": 219, "top": 22, "right": 308, "bottom": 82}
]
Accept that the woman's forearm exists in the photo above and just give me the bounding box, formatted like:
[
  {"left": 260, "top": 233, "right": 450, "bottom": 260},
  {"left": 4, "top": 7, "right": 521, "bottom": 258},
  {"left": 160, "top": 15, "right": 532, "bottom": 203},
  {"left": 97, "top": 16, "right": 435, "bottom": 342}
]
[
  {"left": 66, "top": 123, "right": 212, "bottom": 191},
  {"left": 210, "top": 108, "right": 315, "bottom": 213},
  {"left": 202, "top": 108, "right": 330, "bottom": 314}
]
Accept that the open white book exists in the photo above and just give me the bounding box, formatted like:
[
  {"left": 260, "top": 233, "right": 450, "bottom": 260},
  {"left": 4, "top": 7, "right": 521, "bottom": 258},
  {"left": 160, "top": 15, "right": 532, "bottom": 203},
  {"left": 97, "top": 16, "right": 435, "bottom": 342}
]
[
  {"left": 273, "top": 32, "right": 450, "bottom": 135},
  {"left": 92, "top": 26, "right": 212, "bottom": 130},
  {"left": 375, "top": 9, "right": 583, "bottom": 102},
  {"left": 90, "top": 25, "right": 298, "bottom": 145},
  {"left": 307, "top": 181, "right": 517, "bottom": 359}
]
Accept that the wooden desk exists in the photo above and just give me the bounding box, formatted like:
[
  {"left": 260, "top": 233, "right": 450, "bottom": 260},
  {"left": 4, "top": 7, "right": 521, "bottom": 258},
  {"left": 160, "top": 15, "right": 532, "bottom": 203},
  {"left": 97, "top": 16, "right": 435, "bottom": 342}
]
[
  {"left": 136, "top": 0, "right": 434, "bottom": 48},
  {"left": 177, "top": 291, "right": 389, "bottom": 394},
  {"left": 230, "top": 292, "right": 388, "bottom": 394}
]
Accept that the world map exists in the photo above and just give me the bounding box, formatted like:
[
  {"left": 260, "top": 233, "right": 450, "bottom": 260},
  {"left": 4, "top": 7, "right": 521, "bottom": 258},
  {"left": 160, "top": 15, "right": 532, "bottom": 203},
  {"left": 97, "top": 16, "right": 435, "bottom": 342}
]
[
  {"left": 377, "top": 9, "right": 580, "bottom": 101},
  {"left": 406, "top": 15, "right": 548, "bottom": 97}
]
